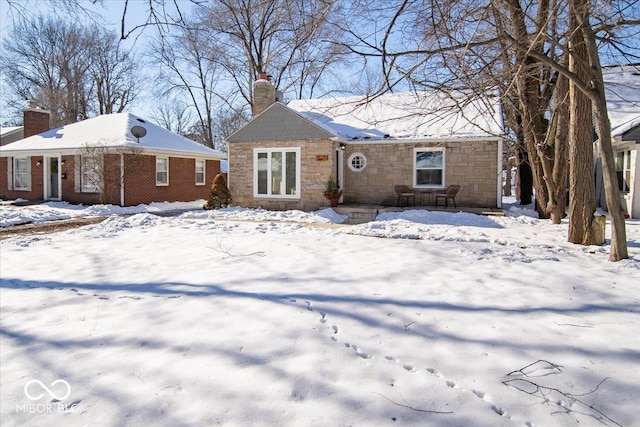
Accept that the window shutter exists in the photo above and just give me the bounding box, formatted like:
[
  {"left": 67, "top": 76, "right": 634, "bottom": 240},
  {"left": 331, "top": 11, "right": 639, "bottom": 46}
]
[
  {"left": 26, "top": 156, "right": 32, "bottom": 191},
  {"left": 74, "top": 155, "right": 81, "bottom": 192},
  {"left": 7, "top": 157, "right": 13, "bottom": 191}
]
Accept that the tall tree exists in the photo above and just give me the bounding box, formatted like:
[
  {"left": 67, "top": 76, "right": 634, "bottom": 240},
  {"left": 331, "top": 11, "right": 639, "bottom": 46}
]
[
  {"left": 149, "top": 20, "right": 223, "bottom": 148},
  {"left": 2, "top": 15, "right": 141, "bottom": 126},
  {"left": 336, "top": 0, "right": 634, "bottom": 260},
  {"left": 199, "top": 0, "right": 345, "bottom": 109}
]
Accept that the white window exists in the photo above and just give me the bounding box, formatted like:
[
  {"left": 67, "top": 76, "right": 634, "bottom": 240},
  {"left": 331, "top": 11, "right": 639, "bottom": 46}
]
[
  {"left": 348, "top": 152, "right": 367, "bottom": 172},
  {"left": 80, "top": 155, "right": 101, "bottom": 192},
  {"left": 13, "top": 157, "right": 31, "bottom": 190},
  {"left": 254, "top": 148, "right": 300, "bottom": 198},
  {"left": 195, "top": 159, "right": 206, "bottom": 185},
  {"left": 414, "top": 147, "right": 445, "bottom": 188},
  {"left": 615, "top": 150, "right": 632, "bottom": 193},
  {"left": 156, "top": 157, "right": 169, "bottom": 186}
]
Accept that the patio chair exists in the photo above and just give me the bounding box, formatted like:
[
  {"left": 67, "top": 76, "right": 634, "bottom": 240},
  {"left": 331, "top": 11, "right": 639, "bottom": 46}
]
[
  {"left": 435, "top": 185, "right": 460, "bottom": 208},
  {"left": 395, "top": 185, "right": 416, "bottom": 207}
]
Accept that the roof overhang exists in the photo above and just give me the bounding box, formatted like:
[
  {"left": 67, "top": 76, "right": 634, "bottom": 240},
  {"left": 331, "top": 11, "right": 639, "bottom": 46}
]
[{"left": 0, "top": 145, "right": 226, "bottom": 160}]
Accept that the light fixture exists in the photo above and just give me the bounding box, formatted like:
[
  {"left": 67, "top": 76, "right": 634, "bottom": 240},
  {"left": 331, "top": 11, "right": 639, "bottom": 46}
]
[
  {"left": 61, "top": 159, "right": 66, "bottom": 166},
  {"left": 36, "top": 160, "right": 41, "bottom": 166},
  {"left": 339, "top": 142, "right": 346, "bottom": 151}
]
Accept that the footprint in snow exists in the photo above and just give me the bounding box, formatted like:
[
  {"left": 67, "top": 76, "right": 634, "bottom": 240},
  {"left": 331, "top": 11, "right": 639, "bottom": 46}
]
[
  {"left": 331, "top": 325, "right": 338, "bottom": 334},
  {"left": 403, "top": 365, "right": 416, "bottom": 372},
  {"left": 305, "top": 301, "right": 313, "bottom": 311},
  {"left": 352, "top": 345, "right": 371, "bottom": 359}
]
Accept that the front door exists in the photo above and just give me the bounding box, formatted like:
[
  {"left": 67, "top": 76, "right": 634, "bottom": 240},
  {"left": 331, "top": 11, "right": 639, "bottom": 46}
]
[{"left": 46, "top": 157, "right": 60, "bottom": 200}]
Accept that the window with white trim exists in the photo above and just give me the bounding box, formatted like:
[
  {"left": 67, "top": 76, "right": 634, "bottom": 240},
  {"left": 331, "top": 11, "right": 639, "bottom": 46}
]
[
  {"left": 615, "top": 150, "right": 632, "bottom": 193},
  {"left": 195, "top": 159, "right": 206, "bottom": 185},
  {"left": 348, "top": 152, "right": 367, "bottom": 172},
  {"left": 13, "top": 157, "right": 31, "bottom": 190},
  {"left": 254, "top": 148, "right": 300, "bottom": 198},
  {"left": 156, "top": 157, "right": 169, "bottom": 186},
  {"left": 80, "top": 155, "right": 101, "bottom": 192},
  {"left": 414, "top": 148, "right": 445, "bottom": 188}
]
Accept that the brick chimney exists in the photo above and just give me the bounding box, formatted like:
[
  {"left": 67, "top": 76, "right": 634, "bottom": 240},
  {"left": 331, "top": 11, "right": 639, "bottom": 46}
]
[
  {"left": 23, "top": 108, "right": 51, "bottom": 138},
  {"left": 252, "top": 72, "right": 276, "bottom": 117}
]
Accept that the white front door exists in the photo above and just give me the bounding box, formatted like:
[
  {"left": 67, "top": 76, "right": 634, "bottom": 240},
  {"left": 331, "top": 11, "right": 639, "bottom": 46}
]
[{"left": 45, "top": 157, "right": 61, "bottom": 200}]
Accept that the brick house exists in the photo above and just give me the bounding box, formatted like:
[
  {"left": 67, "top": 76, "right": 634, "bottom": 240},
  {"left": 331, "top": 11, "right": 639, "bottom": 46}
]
[
  {"left": 226, "top": 75, "right": 504, "bottom": 211},
  {"left": 0, "top": 111, "right": 226, "bottom": 206}
]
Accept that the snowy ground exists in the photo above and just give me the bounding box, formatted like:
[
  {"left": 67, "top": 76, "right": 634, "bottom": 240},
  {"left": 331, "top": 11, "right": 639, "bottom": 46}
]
[{"left": 0, "top": 201, "right": 638, "bottom": 426}]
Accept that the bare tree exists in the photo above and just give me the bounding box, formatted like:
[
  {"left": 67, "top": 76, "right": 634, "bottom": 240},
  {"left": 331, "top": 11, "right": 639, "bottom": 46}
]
[
  {"left": 78, "top": 142, "right": 144, "bottom": 204},
  {"left": 2, "top": 15, "right": 141, "bottom": 126},
  {"left": 89, "top": 31, "right": 141, "bottom": 114},
  {"left": 150, "top": 99, "right": 195, "bottom": 136},
  {"left": 199, "top": 0, "right": 346, "bottom": 109},
  {"left": 336, "top": 0, "right": 634, "bottom": 260},
  {"left": 149, "top": 20, "right": 223, "bottom": 148}
]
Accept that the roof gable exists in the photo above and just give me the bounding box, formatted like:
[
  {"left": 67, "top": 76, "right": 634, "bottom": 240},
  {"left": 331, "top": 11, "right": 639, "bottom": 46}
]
[
  {"left": 0, "top": 113, "right": 225, "bottom": 159},
  {"left": 226, "top": 103, "right": 334, "bottom": 143}
]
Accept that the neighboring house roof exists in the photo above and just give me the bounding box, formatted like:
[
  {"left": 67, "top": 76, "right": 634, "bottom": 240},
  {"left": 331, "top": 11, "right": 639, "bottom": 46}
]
[
  {"left": 0, "top": 113, "right": 226, "bottom": 159},
  {"left": 286, "top": 90, "right": 504, "bottom": 142},
  {"left": 604, "top": 65, "right": 640, "bottom": 140},
  {"left": 0, "top": 126, "right": 24, "bottom": 146}
]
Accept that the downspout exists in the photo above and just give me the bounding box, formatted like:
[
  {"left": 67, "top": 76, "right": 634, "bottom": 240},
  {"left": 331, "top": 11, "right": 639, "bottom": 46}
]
[{"left": 120, "top": 153, "right": 125, "bottom": 206}]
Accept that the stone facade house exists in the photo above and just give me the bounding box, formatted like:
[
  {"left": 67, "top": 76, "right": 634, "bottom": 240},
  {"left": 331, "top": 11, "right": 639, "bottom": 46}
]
[
  {"left": 227, "top": 75, "right": 504, "bottom": 211},
  {"left": 0, "top": 111, "right": 226, "bottom": 206}
]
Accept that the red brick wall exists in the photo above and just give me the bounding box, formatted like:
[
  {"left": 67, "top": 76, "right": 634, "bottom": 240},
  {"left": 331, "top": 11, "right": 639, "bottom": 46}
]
[
  {"left": 23, "top": 109, "right": 51, "bottom": 138},
  {"left": 123, "top": 155, "right": 221, "bottom": 206},
  {"left": 0, "top": 154, "right": 222, "bottom": 206},
  {"left": 0, "top": 156, "right": 44, "bottom": 201}
]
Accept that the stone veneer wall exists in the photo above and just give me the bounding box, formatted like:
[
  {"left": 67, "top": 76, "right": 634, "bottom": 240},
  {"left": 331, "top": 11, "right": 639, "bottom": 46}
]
[
  {"left": 229, "top": 139, "right": 336, "bottom": 211},
  {"left": 342, "top": 140, "right": 499, "bottom": 207}
]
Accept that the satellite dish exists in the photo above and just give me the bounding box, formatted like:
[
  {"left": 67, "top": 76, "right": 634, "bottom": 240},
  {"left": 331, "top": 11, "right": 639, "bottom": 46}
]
[{"left": 131, "top": 125, "right": 147, "bottom": 142}]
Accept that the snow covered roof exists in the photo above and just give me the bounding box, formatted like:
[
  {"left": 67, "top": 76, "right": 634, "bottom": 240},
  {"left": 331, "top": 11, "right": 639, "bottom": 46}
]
[
  {"left": 0, "top": 126, "right": 23, "bottom": 137},
  {"left": 604, "top": 65, "right": 640, "bottom": 138},
  {"left": 286, "top": 90, "right": 504, "bottom": 141},
  {"left": 0, "top": 113, "right": 226, "bottom": 159}
]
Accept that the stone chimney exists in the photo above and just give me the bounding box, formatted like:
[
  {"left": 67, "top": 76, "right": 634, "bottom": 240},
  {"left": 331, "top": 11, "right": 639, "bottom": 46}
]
[
  {"left": 252, "top": 72, "right": 277, "bottom": 117},
  {"left": 23, "top": 108, "right": 51, "bottom": 138}
]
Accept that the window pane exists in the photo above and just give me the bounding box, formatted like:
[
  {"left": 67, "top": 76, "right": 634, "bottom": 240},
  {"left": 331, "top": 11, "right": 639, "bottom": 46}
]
[
  {"left": 257, "top": 152, "right": 268, "bottom": 194},
  {"left": 14, "top": 158, "right": 29, "bottom": 189},
  {"left": 271, "top": 152, "right": 283, "bottom": 195},
  {"left": 82, "top": 156, "right": 100, "bottom": 191},
  {"left": 416, "top": 151, "right": 442, "bottom": 169},
  {"left": 416, "top": 169, "right": 442, "bottom": 186},
  {"left": 195, "top": 160, "right": 205, "bottom": 184},
  {"left": 286, "top": 152, "right": 297, "bottom": 195},
  {"left": 156, "top": 158, "right": 168, "bottom": 184}
]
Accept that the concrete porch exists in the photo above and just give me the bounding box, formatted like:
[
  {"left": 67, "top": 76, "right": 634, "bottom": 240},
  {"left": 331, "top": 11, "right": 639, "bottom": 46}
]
[{"left": 333, "top": 204, "right": 504, "bottom": 224}]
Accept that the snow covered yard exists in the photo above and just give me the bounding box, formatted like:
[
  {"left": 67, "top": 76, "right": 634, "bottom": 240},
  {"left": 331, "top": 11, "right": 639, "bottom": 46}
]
[{"left": 0, "top": 203, "right": 639, "bottom": 426}]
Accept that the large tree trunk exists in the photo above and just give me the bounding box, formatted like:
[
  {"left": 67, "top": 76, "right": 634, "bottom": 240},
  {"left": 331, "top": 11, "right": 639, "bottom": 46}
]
[
  {"left": 573, "top": 1, "right": 628, "bottom": 260},
  {"left": 567, "top": 0, "right": 598, "bottom": 245},
  {"left": 549, "top": 72, "right": 570, "bottom": 224}
]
